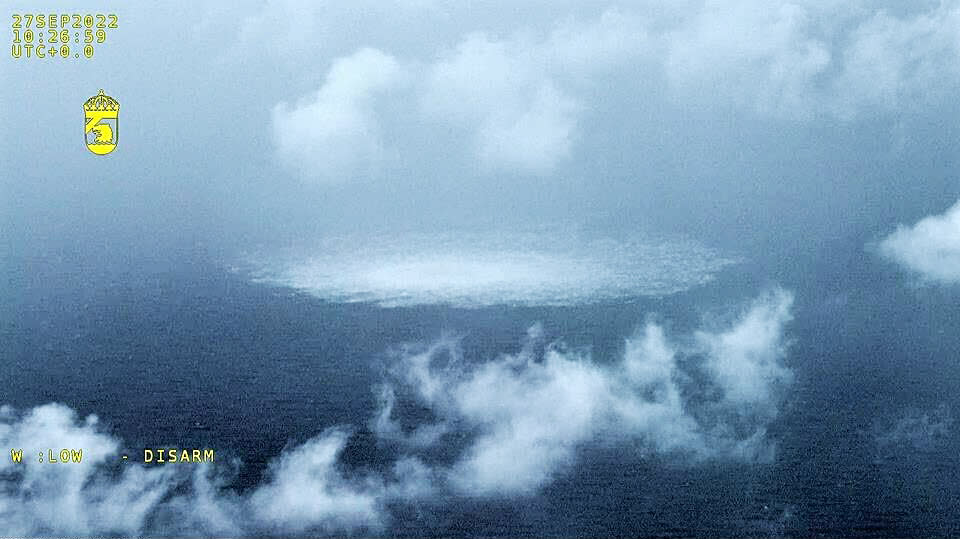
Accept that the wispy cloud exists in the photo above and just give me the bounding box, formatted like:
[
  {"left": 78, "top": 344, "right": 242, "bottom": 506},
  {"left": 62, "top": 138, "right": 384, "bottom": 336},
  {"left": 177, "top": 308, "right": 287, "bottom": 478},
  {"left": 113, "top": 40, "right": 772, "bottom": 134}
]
[
  {"left": 879, "top": 200, "right": 960, "bottom": 284},
  {"left": 269, "top": 2, "right": 960, "bottom": 182},
  {"left": 0, "top": 288, "right": 794, "bottom": 533},
  {"left": 272, "top": 9, "right": 645, "bottom": 179},
  {"left": 375, "top": 288, "right": 794, "bottom": 495},
  {"left": 420, "top": 9, "right": 645, "bottom": 174},
  {"left": 0, "top": 404, "right": 385, "bottom": 535},
  {"left": 697, "top": 288, "right": 794, "bottom": 408},
  {"left": 248, "top": 427, "right": 385, "bottom": 533},
  {"left": 272, "top": 48, "right": 404, "bottom": 184}
]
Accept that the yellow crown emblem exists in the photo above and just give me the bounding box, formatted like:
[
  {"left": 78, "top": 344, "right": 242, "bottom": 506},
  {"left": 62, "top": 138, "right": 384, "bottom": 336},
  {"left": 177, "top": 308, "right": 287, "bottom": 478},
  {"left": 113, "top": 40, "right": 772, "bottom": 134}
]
[
  {"left": 83, "top": 89, "right": 120, "bottom": 155},
  {"left": 83, "top": 89, "right": 120, "bottom": 112}
]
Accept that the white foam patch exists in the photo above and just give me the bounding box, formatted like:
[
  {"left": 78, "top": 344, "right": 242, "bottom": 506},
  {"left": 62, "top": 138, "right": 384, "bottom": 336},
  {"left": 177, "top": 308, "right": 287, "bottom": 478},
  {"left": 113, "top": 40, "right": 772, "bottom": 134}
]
[{"left": 246, "top": 231, "right": 737, "bottom": 307}]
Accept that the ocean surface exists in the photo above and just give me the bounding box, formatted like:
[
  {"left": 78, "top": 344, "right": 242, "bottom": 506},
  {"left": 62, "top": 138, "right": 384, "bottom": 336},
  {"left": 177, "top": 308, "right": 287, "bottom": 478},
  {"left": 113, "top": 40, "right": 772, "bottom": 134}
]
[{"left": 2, "top": 239, "right": 960, "bottom": 536}]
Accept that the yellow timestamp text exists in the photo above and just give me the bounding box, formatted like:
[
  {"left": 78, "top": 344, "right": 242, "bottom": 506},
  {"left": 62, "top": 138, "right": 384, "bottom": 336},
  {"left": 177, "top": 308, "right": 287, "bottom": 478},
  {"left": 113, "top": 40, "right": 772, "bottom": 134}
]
[{"left": 11, "top": 13, "right": 118, "bottom": 60}]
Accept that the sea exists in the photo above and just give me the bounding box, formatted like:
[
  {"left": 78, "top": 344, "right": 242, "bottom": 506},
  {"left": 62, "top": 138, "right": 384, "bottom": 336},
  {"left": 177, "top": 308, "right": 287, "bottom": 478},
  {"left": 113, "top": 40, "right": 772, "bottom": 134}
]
[{"left": 2, "top": 233, "right": 959, "bottom": 536}]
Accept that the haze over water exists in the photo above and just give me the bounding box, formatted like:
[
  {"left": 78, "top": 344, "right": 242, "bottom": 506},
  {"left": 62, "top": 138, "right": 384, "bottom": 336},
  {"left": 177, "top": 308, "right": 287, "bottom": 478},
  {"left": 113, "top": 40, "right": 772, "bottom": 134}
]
[{"left": 3, "top": 1, "right": 960, "bottom": 536}]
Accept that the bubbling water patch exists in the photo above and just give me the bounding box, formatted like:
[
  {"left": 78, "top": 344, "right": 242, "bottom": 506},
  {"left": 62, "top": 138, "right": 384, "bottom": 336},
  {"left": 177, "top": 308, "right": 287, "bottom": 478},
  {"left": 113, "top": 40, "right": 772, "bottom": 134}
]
[{"left": 245, "top": 231, "right": 738, "bottom": 307}]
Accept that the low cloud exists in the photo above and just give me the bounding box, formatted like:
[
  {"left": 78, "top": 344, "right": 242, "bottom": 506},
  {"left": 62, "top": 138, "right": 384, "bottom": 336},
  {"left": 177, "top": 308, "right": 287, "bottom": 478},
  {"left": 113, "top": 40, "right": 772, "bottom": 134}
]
[
  {"left": 832, "top": 3, "right": 960, "bottom": 118},
  {"left": 422, "top": 32, "right": 577, "bottom": 174},
  {"left": 878, "top": 200, "right": 960, "bottom": 284},
  {"left": 665, "top": 1, "right": 831, "bottom": 119},
  {"left": 419, "top": 9, "right": 646, "bottom": 173},
  {"left": 0, "top": 288, "right": 794, "bottom": 533},
  {"left": 375, "top": 288, "right": 795, "bottom": 496},
  {"left": 0, "top": 404, "right": 176, "bottom": 535},
  {"left": 0, "top": 404, "right": 385, "bottom": 536},
  {"left": 697, "top": 287, "right": 794, "bottom": 408},
  {"left": 664, "top": 0, "right": 960, "bottom": 120},
  {"left": 274, "top": 9, "right": 648, "bottom": 178},
  {"left": 269, "top": 3, "right": 960, "bottom": 183},
  {"left": 249, "top": 428, "right": 385, "bottom": 534},
  {"left": 272, "top": 48, "right": 403, "bottom": 184}
]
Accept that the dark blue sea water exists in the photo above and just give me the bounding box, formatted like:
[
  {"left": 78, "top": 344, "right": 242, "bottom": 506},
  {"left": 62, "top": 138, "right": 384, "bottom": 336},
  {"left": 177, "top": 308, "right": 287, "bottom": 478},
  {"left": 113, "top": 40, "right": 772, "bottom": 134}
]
[{"left": 3, "top": 242, "right": 959, "bottom": 536}]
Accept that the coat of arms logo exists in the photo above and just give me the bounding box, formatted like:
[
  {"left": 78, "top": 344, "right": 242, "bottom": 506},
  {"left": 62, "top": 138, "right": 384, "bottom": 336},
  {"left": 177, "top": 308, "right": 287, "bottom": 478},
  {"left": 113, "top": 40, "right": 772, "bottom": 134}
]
[{"left": 83, "top": 89, "right": 119, "bottom": 155}]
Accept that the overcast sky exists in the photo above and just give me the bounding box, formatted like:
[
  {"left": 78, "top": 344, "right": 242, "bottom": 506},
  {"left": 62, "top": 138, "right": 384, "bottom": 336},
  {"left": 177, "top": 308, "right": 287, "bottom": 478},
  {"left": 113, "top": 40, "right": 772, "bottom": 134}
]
[{"left": 3, "top": 0, "right": 959, "bottom": 279}]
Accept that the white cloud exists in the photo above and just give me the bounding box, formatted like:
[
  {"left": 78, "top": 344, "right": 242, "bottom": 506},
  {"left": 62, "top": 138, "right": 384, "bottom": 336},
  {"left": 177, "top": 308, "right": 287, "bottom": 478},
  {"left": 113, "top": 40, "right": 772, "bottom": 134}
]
[
  {"left": 449, "top": 334, "right": 609, "bottom": 494},
  {"left": 662, "top": 0, "right": 960, "bottom": 119},
  {"left": 0, "top": 404, "right": 388, "bottom": 536},
  {"left": 0, "top": 404, "right": 179, "bottom": 535},
  {"left": 612, "top": 323, "right": 709, "bottom": 454},
  {"left": 832, "top": 3, "right": 960, "bottom": 118},
  {"left": 265, "top": 3, "right": 960, "bottom": 183},
  {"left": 415, "top": 1, "right": 960, "bottom": 137},
  {"left": 249, "top": 428, "right": 384, "bottom": 534},
  {"left": 376, "top": 288, "right": 795, "bottom": 496},
  {"left": 697, "top": 288, "right": 794, "bottom": 408},
  {"left": 270, "top": 14, "right": 643, "bottom": 180},
  {"left": 419, "top": 9, "right": 646, "bottom": 174},
  {"left": 475, "top": 81, "right": 578, "bottom": 173},
  {"left": 0, "top": 404, "right": 175, "bottom": 535},
  {"left": 385, "top": 456, "right": 438, "bottom": 499},
  {"left": 665, "top": 1, "right": 831, "bottom": 118},
  {"left": 0, "top": 288, "right": 794, "bottom": 531},
  {"left": 879, "top": 200, "right": 960, "bottom": 283},
  {"left": 542, "top": 8, "right": 651, "bottom": 71},
  {"left": 422, "top": 34, "right": 578, "bottom": 174},
  {"left": 272, "top": 48, "right": 403, "bottom": 184},
  {"left": 233, "top": 1, "right": 330, "bottom": 62}
]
